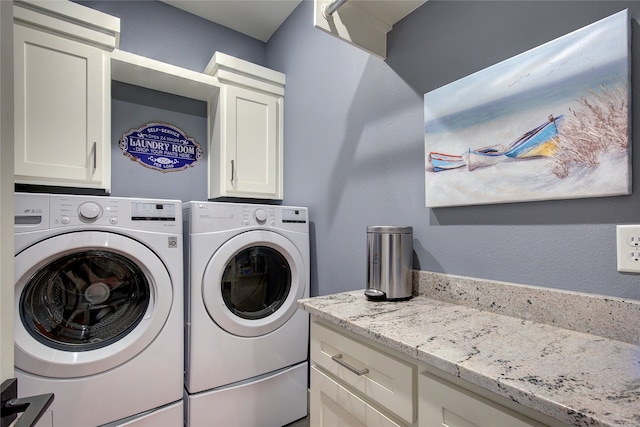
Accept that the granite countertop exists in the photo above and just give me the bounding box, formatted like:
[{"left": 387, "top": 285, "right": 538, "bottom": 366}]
[{"left": 298, "top": 288, "right": 640, "bottom": 427}]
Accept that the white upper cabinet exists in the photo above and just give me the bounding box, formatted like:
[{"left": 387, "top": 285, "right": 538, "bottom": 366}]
[
  {"left": 13, "top": 0, "right": 119, "bottom": 192},
  {"left": 313, "top": 0, "right": 427, "bottom": 58},
  {"left": 205, "top": 52, "right": 285, "bottom": 200}
]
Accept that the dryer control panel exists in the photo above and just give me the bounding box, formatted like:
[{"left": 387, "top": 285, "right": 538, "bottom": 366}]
[{"left": 184, "top": 201, "right": 309, "bottom": 234}]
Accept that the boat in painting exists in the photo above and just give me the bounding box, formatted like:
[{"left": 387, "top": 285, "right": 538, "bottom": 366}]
[
  {"left": 504, "top": 115, "right": 564, "bottom": 158},
  {"left": 427, "top": 114, "right": 564, "bottom": 172},
  {"left": 428, "top": 152, "right": 465, "bottom": 171},
  {"left": 461, "top": 145, "right": 505, "bottom": 171}
]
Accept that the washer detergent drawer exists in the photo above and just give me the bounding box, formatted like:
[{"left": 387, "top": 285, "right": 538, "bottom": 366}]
[{"left": 310, "top": 320, "right": 415, "bottom": 424}]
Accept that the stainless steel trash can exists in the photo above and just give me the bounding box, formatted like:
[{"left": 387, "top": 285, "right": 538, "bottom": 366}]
[{"left": 365, "top": 226, "right": 413, "bottom": 301}]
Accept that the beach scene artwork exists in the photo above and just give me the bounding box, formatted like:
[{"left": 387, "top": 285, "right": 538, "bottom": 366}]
[{"left": 424, "top": 10, "right": 631, "bottom": 208}]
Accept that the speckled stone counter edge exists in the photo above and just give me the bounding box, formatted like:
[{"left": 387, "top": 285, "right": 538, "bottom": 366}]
[{"left": 414, "top": 270, "right": 640, "bottom": 345}]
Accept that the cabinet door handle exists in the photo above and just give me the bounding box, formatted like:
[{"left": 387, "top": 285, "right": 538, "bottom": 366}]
[
  {"left": 91, "top": 141, "right": 97, "bottom": 173},
  {"left": 331, "top": 354, "right": 369, "bottom": 376},
  {"left": 230, "top": 159, "right": 235, "bottom": 182}
]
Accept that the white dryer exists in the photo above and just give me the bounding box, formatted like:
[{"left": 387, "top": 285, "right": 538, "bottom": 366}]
[
  {"left": 13, "top": 193, "right": 184, "bottom": 427},
  {"left": 183, "top": 201, "right": 309, "bottom": 427}
]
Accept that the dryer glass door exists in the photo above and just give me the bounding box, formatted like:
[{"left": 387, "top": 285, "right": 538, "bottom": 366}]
[
  {"left": 221, "top": 246, "right": 291, "bottom": 320},
  {"left": 202, "top": 230, "right": 306, "bottom": 337}
]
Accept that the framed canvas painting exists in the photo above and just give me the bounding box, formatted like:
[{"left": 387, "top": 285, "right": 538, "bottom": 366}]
[{"left": 424, "top": 10, "right": 631, "bottom": 208}]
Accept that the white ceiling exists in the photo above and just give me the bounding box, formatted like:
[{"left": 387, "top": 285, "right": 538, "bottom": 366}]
[{"left": 160, "top": 0, "right": 303, "bottom": 42}]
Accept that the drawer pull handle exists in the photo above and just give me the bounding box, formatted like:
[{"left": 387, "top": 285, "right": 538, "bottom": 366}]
[{"left": 331, "top": 354, "right": 369, "bottom": 376}]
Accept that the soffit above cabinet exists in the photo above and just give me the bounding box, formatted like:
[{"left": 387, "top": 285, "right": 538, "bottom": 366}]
[
  {"left": 160, "top": 0, "right": 302, "bottom": 42},
  {"left": 314, "top": 0, "right": 427, "bottom": 58}
]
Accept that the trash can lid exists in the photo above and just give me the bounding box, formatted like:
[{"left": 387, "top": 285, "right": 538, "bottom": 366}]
[{"left": 367, "top": 226, "right": 413, "bottom": 234}]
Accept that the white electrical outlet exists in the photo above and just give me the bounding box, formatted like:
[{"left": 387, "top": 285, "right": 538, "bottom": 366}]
[{"left": 616, "top": 225, "right": 640, "bottom": 273}]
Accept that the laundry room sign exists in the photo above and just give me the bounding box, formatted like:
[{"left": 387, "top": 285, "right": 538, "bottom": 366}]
[{"left": 119, "top": 123, "right": 203, "bottom": 172}]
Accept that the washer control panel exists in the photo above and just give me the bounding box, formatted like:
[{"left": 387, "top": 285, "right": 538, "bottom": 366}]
[
  {"left": 56, "top": 197, "right": 119, "bottom": 226},
  {"left": 42, "top": 195, "right": 178, "bottom": 231},
  {"left": 78, "top": 201, "right": 102, "bottom": 221},
  {"left": 282, "top": 208, "right": 307, "bottom": 224},
  {"left": 131, "top": 202, "right": 177, "bottom": 221}
]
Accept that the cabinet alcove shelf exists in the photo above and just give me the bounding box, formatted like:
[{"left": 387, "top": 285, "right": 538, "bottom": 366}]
[{"left": 110, "top": 49, "right": 221, "bottom": 102}]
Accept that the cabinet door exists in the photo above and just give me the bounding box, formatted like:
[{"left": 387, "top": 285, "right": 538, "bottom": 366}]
[
  {"left": 311, "top": 320, "right": 415, "bottom": 424},
  {"left": 222, "top": 84, "right": 282, "bottom": 199},
  {"left": 310, "top": 366, "right": 401, "bottom": 427},
  {"left": 14, "top": 25, "right": 110, "bottom": 190},
  {"left": 419, "top": 372, "right": 545, "bottom": 427}
]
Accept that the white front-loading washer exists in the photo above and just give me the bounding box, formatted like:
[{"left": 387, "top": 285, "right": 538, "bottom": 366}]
[
  {"left": 13, "top": 193, "right": 184, "bottom": 427},
  {"left": 183, "top": 201, "right": 309, "bottom": 427}
]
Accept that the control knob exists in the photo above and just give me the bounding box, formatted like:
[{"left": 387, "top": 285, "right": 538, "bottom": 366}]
[
  {"left": 78, "top": 202, "right": 102, "bottom": 221},
  {"left": 254, "top": 209, "right": 267, "bottom": 223}
]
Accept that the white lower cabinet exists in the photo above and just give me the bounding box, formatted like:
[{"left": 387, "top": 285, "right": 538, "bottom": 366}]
[
  {"left": 310, "top": 319, "right": 414, "bottom": 426},
  {"left": 310, "top": 318, "right": 569, "bottom": 427},
  {"left": 311, "top": 366, "right": 402, "bottom": 427},
  {"left": 310, "top": 320, "right": 415, "bottom": 425},
  {"left": 418, "top": 372, "right": 544, "bottom": 427}
]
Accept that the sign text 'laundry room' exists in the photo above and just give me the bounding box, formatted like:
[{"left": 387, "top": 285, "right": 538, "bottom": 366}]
[{"left": 119, "top": 123, "right": 203, "bottom": 173}]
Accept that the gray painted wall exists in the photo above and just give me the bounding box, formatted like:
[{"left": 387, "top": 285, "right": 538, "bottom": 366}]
[
  {"left": 265, "top": 1, "right": 640, "bottom": 300},
  {"left": 83, "top": 0, "right": 640, "bottom": 301}
]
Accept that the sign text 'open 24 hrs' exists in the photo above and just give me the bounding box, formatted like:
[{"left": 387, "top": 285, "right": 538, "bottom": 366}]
[{"left": 119, "top": 123, "right": 203, "bottom": 172}]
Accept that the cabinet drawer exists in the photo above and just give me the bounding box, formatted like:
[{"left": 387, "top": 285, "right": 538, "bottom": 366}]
[
  {"left": 419, "top": 372, "right": 546, "bottom": 427},
  {"left": 311, "top": 366, "right": 402, "bottom": 427},
  {"left": 311, "top": 320, "right": 415, "bottom": 424}
]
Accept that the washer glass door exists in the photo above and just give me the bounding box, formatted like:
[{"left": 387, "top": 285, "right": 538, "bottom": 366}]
[
  {"left": 202, "top": 230, "right": 306, "bottom": 337},
  {"left": 20, "top": 250, "right": 149, "bottom": 352},
  {"left": 14, "top": 231, "right": 172, "bottom": 378}
]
